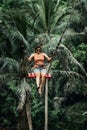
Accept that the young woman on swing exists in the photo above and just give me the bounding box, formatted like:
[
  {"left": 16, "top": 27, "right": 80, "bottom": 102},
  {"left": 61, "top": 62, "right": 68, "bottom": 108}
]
[{"left": 28, "top": 46, "right": 52, "bottom": 95}]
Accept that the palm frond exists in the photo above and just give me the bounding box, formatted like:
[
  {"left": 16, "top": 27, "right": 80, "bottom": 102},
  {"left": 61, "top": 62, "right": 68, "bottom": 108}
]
[
  {"left": 11, "top": 30, "right": 30, "bottom": 51},
  {"left": 0, "top": 57, "right": 20, "bottom": 73},
  {"left": 0, "top": 73, "right": 16, "bottom": 83},
  {"left": 54, "top": 0, "right": 61, "bottom": 11},
  {"left": 1, "top": 9, "right": 30, "bottom": 52},
  {"left": 58, "top": 44, "right": 86, "bottom": 75},
  {"left": 51, "top": 5, "right": 69, "bottom": 32},
  {"left": 53, "top": 70, "right": 84, "bottom": 80},
  {"left": 36, "top": 1, "right": 47, "bottom": 30}
]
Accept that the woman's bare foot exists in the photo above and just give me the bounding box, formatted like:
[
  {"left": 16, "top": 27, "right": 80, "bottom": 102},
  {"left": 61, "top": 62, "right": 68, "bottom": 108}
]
[{"left": 38, "top": 88, "right": 42, "bottom": 95}]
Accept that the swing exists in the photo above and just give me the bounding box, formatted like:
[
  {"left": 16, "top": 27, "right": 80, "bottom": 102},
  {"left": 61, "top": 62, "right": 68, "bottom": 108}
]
[{"left": 28, "top": 72, "right": 52, "bottom": 78}]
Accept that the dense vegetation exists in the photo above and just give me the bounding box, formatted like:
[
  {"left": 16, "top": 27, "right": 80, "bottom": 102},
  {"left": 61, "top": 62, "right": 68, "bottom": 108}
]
[{"left": 0, "top": 0, "right": 87, "bottom": 130}]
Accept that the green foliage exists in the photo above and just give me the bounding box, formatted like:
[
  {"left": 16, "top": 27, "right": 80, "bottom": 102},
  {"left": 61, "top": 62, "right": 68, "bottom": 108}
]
[
  {"left": 0, "top": 83, "right": 17, "bottom": 128},
  {"left": 73, "top": 43, "right": 87, "bottom": 66},
  {"left": 64, "top": 102, "right": 87, "bottom": 130},
  {"left": 0, "top": 0, "right": 87, "bottom": 130}
]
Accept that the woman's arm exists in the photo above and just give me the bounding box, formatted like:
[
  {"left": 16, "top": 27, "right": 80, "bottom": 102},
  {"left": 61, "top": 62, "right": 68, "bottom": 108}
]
[
  {"left": 28, "top": 54, "right": 34, "bottom": 62},
  {"left": 44, "top": 53, "right": 52, "bottom": 62}
]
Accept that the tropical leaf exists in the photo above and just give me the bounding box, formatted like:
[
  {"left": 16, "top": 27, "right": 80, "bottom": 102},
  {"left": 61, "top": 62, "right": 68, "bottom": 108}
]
[
  {"left": 53, "top": 70, "right": 84, "bottom": 80},
  {"left": 58, "top": 44, "right": 86, "bottom": 75},
  {"left": 0, "top": 57, "right": 20, "bottom": 73},
  {"left": 10, "top": 30, "right": 30, "bottom": 51}
]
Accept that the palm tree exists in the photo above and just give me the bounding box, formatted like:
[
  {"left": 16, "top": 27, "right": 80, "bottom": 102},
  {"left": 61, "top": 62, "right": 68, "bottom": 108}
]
[{"left": 0, "top": 1, "right": 33, "bottom": 130}]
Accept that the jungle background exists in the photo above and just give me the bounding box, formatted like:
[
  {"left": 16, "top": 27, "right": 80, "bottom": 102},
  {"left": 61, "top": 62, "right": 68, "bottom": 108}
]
[{"left": 0, "top": 0, "right": 87, "bottom": 130}]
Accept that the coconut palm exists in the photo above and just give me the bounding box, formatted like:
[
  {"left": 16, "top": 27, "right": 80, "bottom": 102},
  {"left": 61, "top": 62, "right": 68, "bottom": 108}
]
[{"left": 0, "top": 1, "right": 34, "bottom": 129}]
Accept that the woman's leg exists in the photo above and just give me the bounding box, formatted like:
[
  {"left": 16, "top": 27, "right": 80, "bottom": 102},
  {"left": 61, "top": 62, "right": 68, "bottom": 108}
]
[
  {"left": 34, "top": 68, "right": 40, "bottom": 89},
  {"left": 39, "top": 68, "right": 47, "bottom": 94}
]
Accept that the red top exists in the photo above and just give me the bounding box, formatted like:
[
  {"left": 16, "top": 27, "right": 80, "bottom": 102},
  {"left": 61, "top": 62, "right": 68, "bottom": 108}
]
[{"left": 34, "top": 53, "right": 45, "bottom": 67}]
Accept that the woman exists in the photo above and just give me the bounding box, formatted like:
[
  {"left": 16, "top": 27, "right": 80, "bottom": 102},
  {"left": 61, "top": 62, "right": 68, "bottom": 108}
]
[{"left": 28, "top": 46, "right": 52, "bottom": 95}]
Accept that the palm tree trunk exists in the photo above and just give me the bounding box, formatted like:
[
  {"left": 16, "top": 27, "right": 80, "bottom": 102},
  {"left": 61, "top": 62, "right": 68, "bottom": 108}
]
[
  {"left": 18, "top": 115, "right": 20, "bottom": 130},
  {"left": 45, "top": 79, "right": 48, "bottom": 130},
  {"left": 26, "top": 96, "right": 33, "bottom": 130},
  {"left": 18, "top": 110, "right": 26, "bottom": 130}
]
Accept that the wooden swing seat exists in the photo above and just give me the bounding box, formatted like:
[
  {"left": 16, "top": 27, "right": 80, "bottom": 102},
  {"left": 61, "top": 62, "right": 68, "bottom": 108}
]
[{"left": 28, "top": 73, "right": 52, "bottom": 78}]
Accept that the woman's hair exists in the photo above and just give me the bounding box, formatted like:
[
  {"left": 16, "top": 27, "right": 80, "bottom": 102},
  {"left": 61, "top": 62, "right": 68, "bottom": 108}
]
[{"left": 35, "top": 46, "right": 42, "bottom": 53}]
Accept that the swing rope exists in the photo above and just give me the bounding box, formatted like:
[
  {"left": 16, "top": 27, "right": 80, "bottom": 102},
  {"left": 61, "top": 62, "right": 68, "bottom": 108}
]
[{"left": 46, "top": 14, "right": 72, "bottom": 74}]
